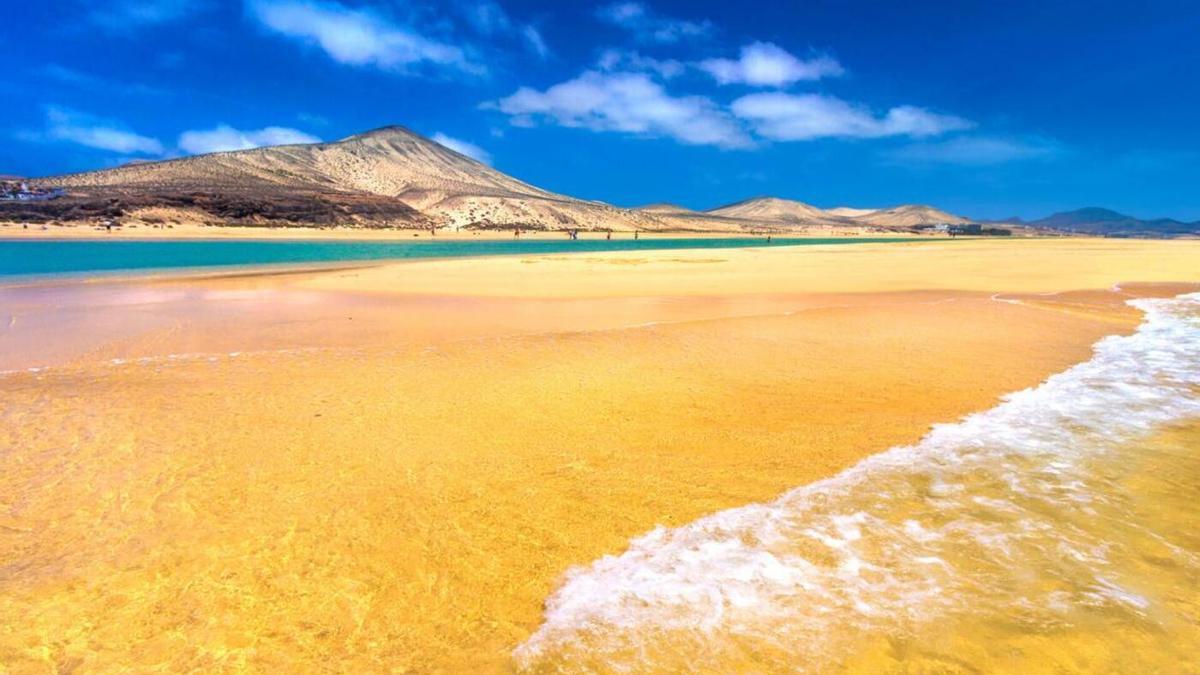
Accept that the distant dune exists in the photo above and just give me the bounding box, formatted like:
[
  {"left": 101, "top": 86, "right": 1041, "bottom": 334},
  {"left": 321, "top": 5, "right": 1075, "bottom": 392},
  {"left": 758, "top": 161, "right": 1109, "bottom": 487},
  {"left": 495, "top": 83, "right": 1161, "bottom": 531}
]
[{"left": 5, "top": 125, "right": 980, "bottom": 233}]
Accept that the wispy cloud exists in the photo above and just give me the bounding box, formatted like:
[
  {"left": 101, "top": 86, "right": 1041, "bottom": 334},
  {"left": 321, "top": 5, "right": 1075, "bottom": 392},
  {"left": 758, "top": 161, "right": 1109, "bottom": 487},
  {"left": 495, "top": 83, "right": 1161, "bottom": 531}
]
[
  {"left": 522, "top": 25, "right": 550, "bottom": 59},
  {"left": 177, "top": 125, "right": 320, "bottom": 154},
  {"left": 596, "top": 2, "right": 712, "bottom": 44},
  {"left": 596, "top": 49, "right": 684, "bottom": 79},
  {"left": 33, "top": 106, "right": 165, "bottom": 155},
  {"left": 700, "top": 43, "right": 843, "bottom": 87},
  {"left": 731, "top": 93, "right": 972, "bottom": 141},
  {"left": 431, "top": 132, "right": 492, "bottom": 164},
  {"left": 462, "top": 0, "right": 513, "bottom": 35},
  {"left": 460, "top": 0, "right": 550, "bottom": 59},
  {"left": 886, "top": 136, "right": 1061, "bottom": 165},
  {"left": 88, "top": 0, "right": 207, "bottom": 31},
  {"left": 488, "top": 71, "right": 751, "bottom": 149},
  {"left": 248, "top": 0, "right": 481, "bottom": 75}
]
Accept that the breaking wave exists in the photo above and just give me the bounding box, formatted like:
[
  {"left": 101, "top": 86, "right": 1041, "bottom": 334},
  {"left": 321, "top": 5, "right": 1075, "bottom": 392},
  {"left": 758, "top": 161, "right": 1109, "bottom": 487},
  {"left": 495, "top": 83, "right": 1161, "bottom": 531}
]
[{"left": 515, "top": 293, "right": 1200, "bottom": 672}]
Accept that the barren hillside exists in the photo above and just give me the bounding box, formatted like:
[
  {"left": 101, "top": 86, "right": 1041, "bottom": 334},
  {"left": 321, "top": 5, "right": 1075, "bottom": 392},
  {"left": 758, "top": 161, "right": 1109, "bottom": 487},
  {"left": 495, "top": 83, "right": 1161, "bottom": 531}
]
[
  {"left": 23, "top": 127, "right": 663, "bottom": 231},
  {"left": 6, "top": 126, "right": 976, "bottom": 233}
]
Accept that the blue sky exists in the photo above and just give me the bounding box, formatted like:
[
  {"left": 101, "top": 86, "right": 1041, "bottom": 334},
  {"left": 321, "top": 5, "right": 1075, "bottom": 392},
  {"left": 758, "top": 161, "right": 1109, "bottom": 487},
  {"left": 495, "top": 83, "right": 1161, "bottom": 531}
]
[{"left": 2, "top": 0, "right": 1198, "bottom": 220}]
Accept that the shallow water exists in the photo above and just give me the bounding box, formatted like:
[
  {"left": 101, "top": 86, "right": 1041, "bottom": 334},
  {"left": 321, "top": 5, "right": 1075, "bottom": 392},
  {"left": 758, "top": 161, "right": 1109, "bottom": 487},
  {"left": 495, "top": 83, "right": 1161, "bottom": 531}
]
[
  {"left": 0, "top": 237, "right": 916, "bottom": 281},
  {"left": 516, "top": 293, "right": 1200, "bottom": 673}
]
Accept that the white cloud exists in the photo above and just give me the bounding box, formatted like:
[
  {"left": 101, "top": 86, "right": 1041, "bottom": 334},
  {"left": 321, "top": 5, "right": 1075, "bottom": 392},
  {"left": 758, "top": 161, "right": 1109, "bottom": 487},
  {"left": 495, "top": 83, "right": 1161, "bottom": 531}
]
[
  {"left": 431, "top": 132, "right": 492, "bottom": 164},
  {"left": 595, "top": 2, "right": 712, "bottom": 44},
  {"left": 700, "top": 42, "right": 843, "bottom": 87},
  {"left": 177, "top": 125, "right": 320, "bottom": 155},
  {"left": 523, "top": 25, "right": 550, "bottom": 59},
  {"left": 463, "top": 0, "right": 512, "bottom": 35},
  {"left": 731, "top": 93, "right": 972, "bottom": 141},
  {"left": 460, "top": 0, "right": 549, "bottom": 59},
  {"left": 887, "top": 136, "right": 1060, "bottom": 165},
  {"left": 42, "top": 106, "right": 164, "bottom": 155},
  {"left": 489, "top": 71, "right": 751, "bottom": 149},
  {"left": 597, "top": 49, "right": 684, "bottom": 79},
  {"left": 248, "top": 0, "right": 480, "bottom": 75},
  {"left": 89, "top": 0, "right": 205, "bottom": 31}
]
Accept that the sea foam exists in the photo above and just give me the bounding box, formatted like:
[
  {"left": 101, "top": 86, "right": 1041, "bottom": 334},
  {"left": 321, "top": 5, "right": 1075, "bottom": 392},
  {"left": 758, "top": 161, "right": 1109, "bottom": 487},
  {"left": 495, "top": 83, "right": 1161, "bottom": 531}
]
[{"left": 514, "top": 293, "right": 1200, "bottom": 671}]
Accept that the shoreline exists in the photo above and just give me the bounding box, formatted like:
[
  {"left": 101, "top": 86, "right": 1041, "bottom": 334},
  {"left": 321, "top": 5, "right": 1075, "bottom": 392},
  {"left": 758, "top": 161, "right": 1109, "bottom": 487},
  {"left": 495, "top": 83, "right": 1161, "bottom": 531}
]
[
  {"left": 0, "top": 220, "right": 975, "bottom": 241},
  {"left": 0, "top": 236, "right": 1177, "bottom": 294},
  {"left": 0, "top": 235, "right": 936, "bottom": 288},
  {"left": 1, "top": 239, "right": 1197, "bottom": 671}
]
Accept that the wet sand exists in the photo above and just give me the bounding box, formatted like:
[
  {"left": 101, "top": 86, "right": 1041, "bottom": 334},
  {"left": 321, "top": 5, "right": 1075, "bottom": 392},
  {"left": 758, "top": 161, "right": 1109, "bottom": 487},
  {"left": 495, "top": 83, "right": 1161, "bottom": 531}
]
[{"left": 1, "top": 238, "right": 1197, "bottom": 672}]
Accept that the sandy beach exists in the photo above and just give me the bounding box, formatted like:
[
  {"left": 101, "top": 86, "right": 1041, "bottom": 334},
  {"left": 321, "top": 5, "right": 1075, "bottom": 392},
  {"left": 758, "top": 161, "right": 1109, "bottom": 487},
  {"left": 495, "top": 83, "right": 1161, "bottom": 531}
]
[{"left": 1, "top": 238, "right": 1198, "bottom": 672}]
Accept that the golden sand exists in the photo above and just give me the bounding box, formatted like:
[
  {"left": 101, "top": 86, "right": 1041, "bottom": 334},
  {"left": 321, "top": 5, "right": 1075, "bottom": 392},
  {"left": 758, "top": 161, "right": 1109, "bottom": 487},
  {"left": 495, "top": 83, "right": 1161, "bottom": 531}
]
[
  {"left": 0, "top": 239, "right": 1197, "bottom": 672},
  {"left": 296, "top": 237, "right": 1200, "bottom": 297}
]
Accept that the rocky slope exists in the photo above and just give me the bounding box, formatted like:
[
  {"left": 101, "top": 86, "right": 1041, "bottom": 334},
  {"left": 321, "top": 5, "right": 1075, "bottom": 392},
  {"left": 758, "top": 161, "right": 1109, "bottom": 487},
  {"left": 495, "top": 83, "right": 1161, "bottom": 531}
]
[
  {"left": 15, "top": 127, "right": 664, "bottom": 231},
  {"left": 6, "top": 126, "right": 977, "bottom": 233}
]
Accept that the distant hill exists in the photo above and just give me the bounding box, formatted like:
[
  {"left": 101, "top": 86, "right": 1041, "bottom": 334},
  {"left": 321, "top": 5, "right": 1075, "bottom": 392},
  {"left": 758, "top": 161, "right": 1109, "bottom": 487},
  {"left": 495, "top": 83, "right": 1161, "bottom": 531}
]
[
  {"left": 707, "top": 196, "right": 830, "bottom": 224},
  {"left": 4, "top": 124, "right": 1118, "bottom": 236},
  {"left": 1026, "top": 208, "right": 1197, "bottom": 237},
  {"left": 850, "top": 204, "right": 968, "bottom": 227},
  {"left": 705, "top": 197, "right": 969, "bottom": 228},
  {"left": 18, "top": 126, "right": 672, "bottom": 231}
]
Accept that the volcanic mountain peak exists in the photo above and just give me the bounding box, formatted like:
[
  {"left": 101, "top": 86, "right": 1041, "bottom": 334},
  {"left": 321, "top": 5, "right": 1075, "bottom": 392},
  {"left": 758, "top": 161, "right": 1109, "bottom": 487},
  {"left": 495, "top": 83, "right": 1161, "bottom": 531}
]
[
  {"left": 18, "top": 124, "right": 982, "bottom": 234},
  {"left": 45, "top": 125, "right": 545, "bottom": 200},
  {"left": 849, "top": 204, "right": 969, "bottom": 227},
  {"left": 1034, "top": 207, "right": 1131, "bottom": 227},
  {"left": 707, "top": 196, "right": 828, "bottom": 223},
  {"left": 30, "top": 126, "right": 676, "bottom": 231},
  {"left": 1028, "top": 207, "right": 1197, "bottom": 236}
]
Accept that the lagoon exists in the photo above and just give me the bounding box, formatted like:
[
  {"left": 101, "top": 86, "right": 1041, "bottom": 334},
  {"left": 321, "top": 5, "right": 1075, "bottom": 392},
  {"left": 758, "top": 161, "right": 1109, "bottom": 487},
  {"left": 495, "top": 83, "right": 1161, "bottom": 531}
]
[{"left": 0, "top": 237, "right": 916, "bottom": 281}]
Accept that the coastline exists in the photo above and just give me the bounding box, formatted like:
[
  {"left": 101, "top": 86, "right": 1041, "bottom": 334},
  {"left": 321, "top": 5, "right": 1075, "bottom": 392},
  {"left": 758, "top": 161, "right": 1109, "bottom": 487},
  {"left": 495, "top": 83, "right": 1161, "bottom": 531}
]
[
  {"left": 0, "top": 220, "right": 963, "bottom": 241},
  {"left": 0, "top": 235, "right": 929, "bottom": 287},
  {"left": 1, "top": 238, "right": 1197, "bottom": 671}
]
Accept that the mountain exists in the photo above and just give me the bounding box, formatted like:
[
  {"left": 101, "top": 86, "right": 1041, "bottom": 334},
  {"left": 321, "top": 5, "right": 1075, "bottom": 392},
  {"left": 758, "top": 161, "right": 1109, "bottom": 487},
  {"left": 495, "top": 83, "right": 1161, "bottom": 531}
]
[
  {"left": 14, "top": 126, "right": 666, "bottom": 231},
  {"left": 704, "top": 197, "right": 969, "bottom": 229},
  {"left": 848, "top": 205, "right": 968, "bottom": 227},
  {"left": 706, "top": 196, "right": 831, "bottom": 224},
  {"left": 1027, "top": 207, "right": 1197, "bottom": 237},
  {"left": 631, "top": 201, "right": 777, "bottom": 232},
  {"left": 0, "top": 125, "right": 980, "bottom": 233}
]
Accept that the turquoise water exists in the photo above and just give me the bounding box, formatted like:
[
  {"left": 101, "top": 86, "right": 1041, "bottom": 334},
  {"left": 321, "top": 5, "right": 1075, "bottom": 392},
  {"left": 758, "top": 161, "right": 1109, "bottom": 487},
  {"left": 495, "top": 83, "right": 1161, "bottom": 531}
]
[{"left": 0, "top": 237, "right": 915, "bottom": 281}]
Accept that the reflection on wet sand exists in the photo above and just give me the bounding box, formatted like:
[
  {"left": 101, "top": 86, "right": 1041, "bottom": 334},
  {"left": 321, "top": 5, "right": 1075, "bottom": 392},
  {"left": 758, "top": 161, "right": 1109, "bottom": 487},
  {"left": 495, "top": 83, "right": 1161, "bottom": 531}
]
[{"left": 1, "top": 240, "right": 1198, "bottom": 672}]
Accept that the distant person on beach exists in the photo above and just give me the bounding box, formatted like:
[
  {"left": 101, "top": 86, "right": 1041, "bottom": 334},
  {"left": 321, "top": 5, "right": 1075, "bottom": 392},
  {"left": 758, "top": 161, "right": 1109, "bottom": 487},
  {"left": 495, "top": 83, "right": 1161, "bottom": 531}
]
[
  {"left": 606, "top": 231, "right": 611, "bottom": 240},
  {"left": 634, "top": 231, "right": 639, "bottom": 240}
]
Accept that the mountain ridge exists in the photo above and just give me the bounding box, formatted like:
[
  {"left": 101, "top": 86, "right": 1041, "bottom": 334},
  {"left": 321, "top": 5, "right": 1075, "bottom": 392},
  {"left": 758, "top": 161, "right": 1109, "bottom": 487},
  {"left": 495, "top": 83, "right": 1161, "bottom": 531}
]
[
  {"left": 9, "top": 125, "right": 1186, "bottom": 236},
  {"left": 1003, "top": 207, "right": 1198, "bottom": 237}
]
